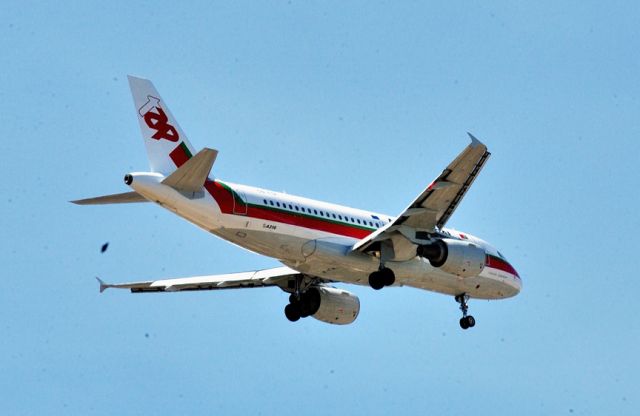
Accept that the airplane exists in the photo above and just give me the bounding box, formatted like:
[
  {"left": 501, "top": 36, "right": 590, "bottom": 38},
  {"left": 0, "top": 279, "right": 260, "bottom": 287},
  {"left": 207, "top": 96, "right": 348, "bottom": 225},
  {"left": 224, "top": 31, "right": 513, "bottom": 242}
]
[{"left": 73, "top": 76, "right": 521, "bottom": 330}]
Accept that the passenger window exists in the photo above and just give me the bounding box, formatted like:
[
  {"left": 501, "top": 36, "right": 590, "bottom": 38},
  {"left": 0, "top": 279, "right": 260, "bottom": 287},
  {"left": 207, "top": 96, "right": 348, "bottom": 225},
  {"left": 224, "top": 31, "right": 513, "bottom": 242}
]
[
  {"left": 332, "top": 213, "right": 336, "bottom": 219},
  {"left": 269, "top": 201, "right": 274, "bottom": 206},
  {"left": 289, "top": 204, "right": 293, "bottom": 210},
  {"left": 357, "top": 219, "right": 361, "bottom": 224},
  {"left": 263, "top": 199, "right": 267, "bottom": 204},
  {"left": 314, "top": 209, "right": 318, "bottom": 215},
  {"left": 338, "top": 215, "right": 343, "bottom": 220},
  {"left": 295, "top": 206, "right": 299, "bottom": 211},
  {"left": 276, "top": 202, "right": 281, "bottom": 207}
]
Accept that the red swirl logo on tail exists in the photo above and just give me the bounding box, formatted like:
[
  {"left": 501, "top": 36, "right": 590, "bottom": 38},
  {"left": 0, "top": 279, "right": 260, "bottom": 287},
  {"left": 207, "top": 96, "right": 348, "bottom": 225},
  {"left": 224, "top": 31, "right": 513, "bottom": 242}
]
[{"left": 138, "top": 95, "right": 180, "bottom": 142}]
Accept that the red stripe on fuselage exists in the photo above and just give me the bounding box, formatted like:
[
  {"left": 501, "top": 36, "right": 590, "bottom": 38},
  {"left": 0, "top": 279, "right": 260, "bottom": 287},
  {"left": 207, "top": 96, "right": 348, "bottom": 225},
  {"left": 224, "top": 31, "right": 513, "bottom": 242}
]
[
  {"left": 486, "top": 255, "right": 519, "bottom": 278},
  {"left": 165, "top": 143, "right": 375, "bottom": 239},
  {"left": 204, "top": 180, "right": 236, "bottom": 212},
  {"left": 246, "top": 206, "right": 372, "bottom": 239},
  {"left": 203, "top": 179, "right": 373, "bottom": 239}
]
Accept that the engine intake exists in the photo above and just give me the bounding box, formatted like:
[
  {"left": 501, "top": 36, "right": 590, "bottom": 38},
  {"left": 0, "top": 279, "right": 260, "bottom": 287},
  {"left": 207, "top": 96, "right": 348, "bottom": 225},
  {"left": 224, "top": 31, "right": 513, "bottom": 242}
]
[{"left": 417, "top": 238, "right": 486, "bottom": 278}]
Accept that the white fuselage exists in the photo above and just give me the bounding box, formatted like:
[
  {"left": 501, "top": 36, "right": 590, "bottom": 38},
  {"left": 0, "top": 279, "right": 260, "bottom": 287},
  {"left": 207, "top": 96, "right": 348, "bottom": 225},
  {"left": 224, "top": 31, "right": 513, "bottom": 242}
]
[{"left": 129, "top": 172, "right": 521, "bottom": 300}]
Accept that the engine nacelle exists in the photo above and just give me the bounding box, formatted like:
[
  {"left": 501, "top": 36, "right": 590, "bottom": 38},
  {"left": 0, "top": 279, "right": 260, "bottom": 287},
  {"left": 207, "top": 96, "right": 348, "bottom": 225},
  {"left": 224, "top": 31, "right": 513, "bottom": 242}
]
[
  {"left": 417, "top": 238, "right": 486, "bottom": 278},
  {"left": 310, "top": 287, "right": 360, "bottom": 325}
]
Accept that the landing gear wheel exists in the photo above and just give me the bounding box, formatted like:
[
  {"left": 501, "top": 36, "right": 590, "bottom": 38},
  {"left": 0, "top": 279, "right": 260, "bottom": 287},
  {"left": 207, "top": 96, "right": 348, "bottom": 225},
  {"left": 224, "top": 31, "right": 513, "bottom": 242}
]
[
  {"left": 300, "top": 288, "right": 321, "bottom": 317},
  {"left": 466, "top": 315, "right": 476, "bottom": 328},
  {"left": 380, "top": 267, "right": 395, "bottom": 286},
  {"left": 455, "top": 294, "right": 476, "bottom": 330},
  {"left": 459, "top": 317, "right": 469, "bottom": 330},
  {"left": 369, "top": 268, "right": 395, "bottom": 290},
  {"left": 368, "top": 271, "right": 385, "bottom": 290},
  {"left": 459, "top": 315, "right": 476, "bottom": 330},
  {"left": 284, "top": 303, "right": 301, "bottom": 322}
]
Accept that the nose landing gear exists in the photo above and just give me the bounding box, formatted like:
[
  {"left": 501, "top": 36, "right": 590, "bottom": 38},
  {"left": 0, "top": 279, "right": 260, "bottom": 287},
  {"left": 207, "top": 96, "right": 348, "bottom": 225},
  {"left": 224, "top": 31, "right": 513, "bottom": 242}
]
[{"left": 455, "top": 294, "right": 476, "bottom": 330}]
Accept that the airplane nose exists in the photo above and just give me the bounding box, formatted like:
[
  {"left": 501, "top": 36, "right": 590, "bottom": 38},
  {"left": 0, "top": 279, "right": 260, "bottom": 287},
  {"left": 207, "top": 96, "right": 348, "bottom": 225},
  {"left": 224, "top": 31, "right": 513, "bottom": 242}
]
[
  {"left": 508, "top": 262, "right": 520, "bottom": 280},
  {"left": 487, "top": 254, "right": 522, "bottom": 296},
  {"left": 486, "top": 254, "right": 520, "bottom": 279},
  {"left": 514, "top": 274, "right": 522, "bottom": 292},
  {"left": 509, "top": 262, "right": 523, "bottom": 295}
]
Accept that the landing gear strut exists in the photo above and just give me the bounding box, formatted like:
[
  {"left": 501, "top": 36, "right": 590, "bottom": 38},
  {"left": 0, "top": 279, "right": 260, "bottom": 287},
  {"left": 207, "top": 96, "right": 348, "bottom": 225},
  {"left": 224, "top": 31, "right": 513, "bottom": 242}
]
[
  {"left": 455, "top": 294, "right": 476, "bottom": 330},
  {"left": 368, "top": 267, "right": 395, "bottom": 290}
]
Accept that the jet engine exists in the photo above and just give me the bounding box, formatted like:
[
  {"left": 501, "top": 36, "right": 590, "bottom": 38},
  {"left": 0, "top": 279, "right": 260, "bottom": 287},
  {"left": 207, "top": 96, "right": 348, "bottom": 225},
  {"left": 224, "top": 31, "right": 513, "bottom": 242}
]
[
  {"left": 417, "top": 238, "right": 486, "bottom": 278},
  {"left": 311, "top": 286, "right": 360, "bottom": 325},
  {"left": 287, "top": 286, "right": 360, "bottom": 325}
]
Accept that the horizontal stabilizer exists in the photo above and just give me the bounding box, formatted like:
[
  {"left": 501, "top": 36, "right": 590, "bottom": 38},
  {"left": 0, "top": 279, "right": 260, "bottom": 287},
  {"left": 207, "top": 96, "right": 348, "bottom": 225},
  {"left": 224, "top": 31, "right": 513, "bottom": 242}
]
[
  {"left": 71, "top": 191, "right": 148, "bottom": 205},
  {"left": 161, "top": 147, "right": 218, "bottom": 192}
]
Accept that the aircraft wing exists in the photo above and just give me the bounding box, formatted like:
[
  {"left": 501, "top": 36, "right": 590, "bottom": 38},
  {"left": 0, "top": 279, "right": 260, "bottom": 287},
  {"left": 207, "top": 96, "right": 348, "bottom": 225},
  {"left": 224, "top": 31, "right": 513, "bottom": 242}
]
[
  {"left": 354, "top": 134, "right": 490, "bottom": 252},
  {"left": 97, "top": 266, "right": 302, "bottom": 293}
]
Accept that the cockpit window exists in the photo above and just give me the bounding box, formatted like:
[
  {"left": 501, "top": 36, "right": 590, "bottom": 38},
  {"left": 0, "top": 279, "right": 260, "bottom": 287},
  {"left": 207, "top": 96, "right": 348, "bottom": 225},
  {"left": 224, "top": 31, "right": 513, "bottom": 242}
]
[{"left": 497, "top": 251, "right": 506, "bottom": 259}]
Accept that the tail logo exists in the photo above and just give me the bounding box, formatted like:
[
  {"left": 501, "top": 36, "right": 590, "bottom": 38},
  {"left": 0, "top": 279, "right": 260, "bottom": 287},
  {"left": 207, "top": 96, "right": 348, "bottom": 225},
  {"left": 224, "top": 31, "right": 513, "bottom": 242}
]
[{"left": 138, "top": 95, "right": 180, "bottom": 142}]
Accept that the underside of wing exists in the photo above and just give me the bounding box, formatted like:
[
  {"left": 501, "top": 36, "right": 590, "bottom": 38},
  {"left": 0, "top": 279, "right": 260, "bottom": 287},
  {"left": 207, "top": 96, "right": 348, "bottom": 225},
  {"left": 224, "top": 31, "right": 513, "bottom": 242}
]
[
  {"left": 97, "top": 266, "right": 304, "bottom": 293},
  {"left": 354, "top": 134, "right": 490, "bottom": 254},
  {"left": 97, "top": 266, "right": 358, "bottom": 325}
]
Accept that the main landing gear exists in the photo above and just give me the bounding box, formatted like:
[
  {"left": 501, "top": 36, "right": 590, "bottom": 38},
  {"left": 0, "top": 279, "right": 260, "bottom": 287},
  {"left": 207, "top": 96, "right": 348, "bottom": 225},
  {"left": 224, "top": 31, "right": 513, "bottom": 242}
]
[
  {"left": 456, "top": 294, "right": 476, "bottom": 330},
  {"left": 368, "top": 267, "right": 395, "bottom": 290},
  {"left": 284, "top": 276, "right": 321, "bottom": 323},
  {"left": 284, "top": 291, "right": 321, "bottom": 322}
]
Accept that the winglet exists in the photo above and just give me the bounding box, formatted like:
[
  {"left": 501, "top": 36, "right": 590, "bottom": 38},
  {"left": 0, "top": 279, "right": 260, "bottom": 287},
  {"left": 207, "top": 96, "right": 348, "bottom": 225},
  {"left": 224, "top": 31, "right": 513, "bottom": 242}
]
[
  {"left": 96, "top": 277, "right": 109, "bottom": 293},
  {"left": 467, "top": 132, "right": 484, "bottom": 147}
]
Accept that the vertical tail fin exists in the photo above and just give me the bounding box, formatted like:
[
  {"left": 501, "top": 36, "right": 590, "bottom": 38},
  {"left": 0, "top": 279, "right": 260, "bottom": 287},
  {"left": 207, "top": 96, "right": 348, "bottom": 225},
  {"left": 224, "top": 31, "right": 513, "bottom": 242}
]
[{"left": 128, "top": 76, "right": 197, "bottom": 175}]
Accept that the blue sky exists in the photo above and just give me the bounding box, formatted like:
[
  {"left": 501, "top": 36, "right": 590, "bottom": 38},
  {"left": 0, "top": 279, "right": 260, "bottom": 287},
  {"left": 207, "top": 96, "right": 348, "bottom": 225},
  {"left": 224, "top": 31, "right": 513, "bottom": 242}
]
[{"left": 1, "top": 1, "right": 639, "bottom": 414}]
